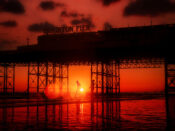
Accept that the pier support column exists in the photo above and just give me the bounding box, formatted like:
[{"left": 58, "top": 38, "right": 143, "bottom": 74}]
[
  {"left": 37, "top": 63, "right": 40, "bottom": 94},
  {"left": 27, "top": 62, "right": 69, "bottom": 96},
  {"left": 0, "top": 63, "right": 15, "bottom": 95},
  {"left": 27, "top": 63, "right": 30, "bottom": 95},
  {"left": 115, "top": 62, "right": 120, "bottom": 96},
  {"left": 67, "top": 64, "right": 69, "bottom": 96},
  {"left": 91, "top": 60, "right": 120, "bottom": 97},
  {"left": 165, "top": 63, "right": 175, "bottom": 95}
]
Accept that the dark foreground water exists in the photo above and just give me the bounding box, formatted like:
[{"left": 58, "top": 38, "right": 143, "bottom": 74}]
[{"left": 0, "top": 96, "right": 175, "bottom": 131}]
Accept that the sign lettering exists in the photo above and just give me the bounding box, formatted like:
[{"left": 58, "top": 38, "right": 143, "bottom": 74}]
[{"left": 55, "top": 25, "right": 90, "bottom": 34}]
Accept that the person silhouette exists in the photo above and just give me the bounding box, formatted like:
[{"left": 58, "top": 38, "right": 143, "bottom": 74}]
[
  {"left": 76, "top": 80, "right": 81, "bottom": 89},
  {"left": 75, "top": 80, "right": 81, "bottom": 97},
  {"left": 91, "top": 80, "right": 95, "bottom": 93}
]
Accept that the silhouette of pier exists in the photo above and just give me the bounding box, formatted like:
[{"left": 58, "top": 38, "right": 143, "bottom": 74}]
[{"left": 0, "top": 24, "right": 175, "bottom": 96}]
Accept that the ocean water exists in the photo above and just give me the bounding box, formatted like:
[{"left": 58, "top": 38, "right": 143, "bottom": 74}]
[{"left": 0, "top": 96, "right": 174, "bottom": 131}]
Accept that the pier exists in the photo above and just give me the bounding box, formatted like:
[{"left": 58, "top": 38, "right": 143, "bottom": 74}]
[{"left": 0, "top": 24, "right": 175, "bottom": 97}]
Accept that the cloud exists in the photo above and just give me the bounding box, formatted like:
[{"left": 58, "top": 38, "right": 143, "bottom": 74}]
[
  {"left": 0, "top": 20, "right": 17, "bottom": 27},
  {"left": 28, "top": 22, "right": 56, "bottom": 33},
  {"left": 39, "top": 1, "right": 65, "bottom": 10},
  {"left": 98, "top": 0, "right": 120, "bottom": 6},
  {"left": 60, "top": 10, "right": 84, "bottom": 18},
  {"left": 71, "top": 17, "right": 95, "bottom": 27},
  {"left": 124, "top": 0, "right": 175, "bottom": 16},
  {"left": 0, "top": 0, "right": 25, "bottom": 14},
  {"left": 61, "top": 10, "right": 94, "bottom": 28}
]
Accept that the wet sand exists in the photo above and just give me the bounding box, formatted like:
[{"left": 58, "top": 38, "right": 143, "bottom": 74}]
[{"left": 0, "top": 95, "right": 173, "bottom": 131}]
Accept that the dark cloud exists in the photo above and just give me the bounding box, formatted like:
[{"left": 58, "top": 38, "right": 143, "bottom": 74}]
[
  {"left": 40, "top": 1, "right": 65, "bottom": 10},
  {"left": 0, "top": 0, "right": 25, "bottom": 14},
  {"left": 0, "top": 20, "right": 17, "bottom": 27},
  {"left": 28, "top": 22, "right": 56, "bottom": 33},
  {"left": 61, "top": 10, "right": 84, "bottom": 18},
  {"left": 99, "top": 0, "right": 120, "bottom": 6},
  {"left": 71, "top": 17, "right": 95, "bottom": 27},
  {"left": 124, "top": 0, "right": 175, "bottom": 16}
]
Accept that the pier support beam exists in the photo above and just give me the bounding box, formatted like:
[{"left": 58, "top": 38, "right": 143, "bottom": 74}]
[
  {"left": 91, "top": 61, "right": 120, "bottom": 97},
  {"left": 165, "top": 63, "right": 175, "bottom": 95},
  {"left": 0, "top": 63, "right": 15, "bottom": 95},
  {"left": 27, "top": 62, "right": 69, "bottom": 96}
]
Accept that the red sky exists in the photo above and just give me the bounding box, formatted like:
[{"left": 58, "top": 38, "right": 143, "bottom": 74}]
[{"left": 0, "top": 0, "right": 175, "bottom": 50}]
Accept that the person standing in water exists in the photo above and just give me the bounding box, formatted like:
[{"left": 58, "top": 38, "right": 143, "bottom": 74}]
[
  {"left": 91, "top": 80, "right": 95, "bottom": 94},
  {"left": 90, "top": 80, "right": 95, "bottom": 100},
  {"left": 75, "top": 80, "right": 81, "bottom": 97}
]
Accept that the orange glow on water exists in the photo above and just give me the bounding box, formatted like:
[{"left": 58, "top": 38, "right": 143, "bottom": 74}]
[
  {"left": 0, "top": 98, "right": 168, "bottom": 130},
  {"left": 44, "top": 84, "right": 60, "bottom": 99}
]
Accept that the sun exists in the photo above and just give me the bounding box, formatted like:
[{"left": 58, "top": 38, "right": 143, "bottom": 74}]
[{"left": 80, "top": 88, "right": 84, "bottom": 92}]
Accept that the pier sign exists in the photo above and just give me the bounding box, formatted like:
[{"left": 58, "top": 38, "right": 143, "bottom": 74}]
[{"left": 55, "top": 25, "right": 90, "bottom": 33}]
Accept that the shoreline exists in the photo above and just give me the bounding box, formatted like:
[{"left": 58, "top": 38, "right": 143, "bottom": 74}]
[{"left": 0, "top": 94, "right": 165, "bottom": 108}]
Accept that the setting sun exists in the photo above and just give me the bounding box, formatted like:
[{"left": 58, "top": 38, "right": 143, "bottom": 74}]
[{"left": 80, "top": 88, "right": 84, "bottom": 92}]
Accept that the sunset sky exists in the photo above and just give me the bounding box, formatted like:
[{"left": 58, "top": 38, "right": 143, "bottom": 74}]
[{"left": 0, "top": 0, "right": 175, "bottom": 50}]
